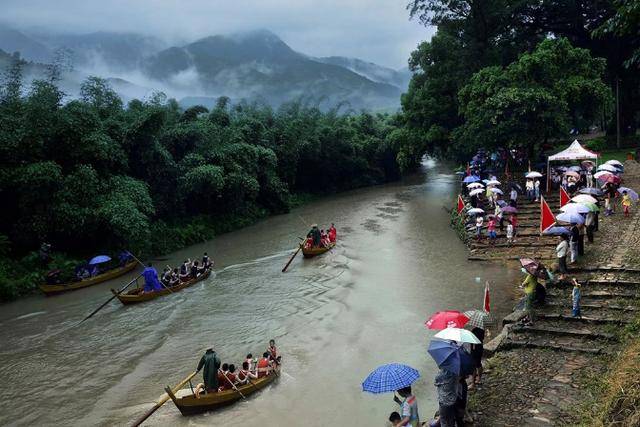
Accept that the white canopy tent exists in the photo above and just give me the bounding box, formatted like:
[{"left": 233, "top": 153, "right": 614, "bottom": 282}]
[{"left": 546, "top": 140, "right": 599, "bottom": 191}]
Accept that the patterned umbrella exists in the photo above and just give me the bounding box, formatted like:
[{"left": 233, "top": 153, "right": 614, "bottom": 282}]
[
  {"left": 361, "top": 363, "right": 420, "bottom": 394},
  {"left": 463, "top": 310, "right": 496, "bottom": 330}
]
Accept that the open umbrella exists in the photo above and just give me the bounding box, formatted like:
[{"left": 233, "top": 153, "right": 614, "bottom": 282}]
[
  {"left": 463, "top": 175, "right": 481, "bottom": 183},
  {"left": 425, "top": 310, "right": 469, "bottom": 330},
  {"left": 598, "top": 164, "right": 619, "bottom": 173},
  {"left": 603, "top": 175, "right": 622, "bottom": 184},
  {"left": 606, "top": 159, "right": 623, "bottom": 167},
  {"left": 581, "top": 203, "right": 600, "bottom": 212},
  {"left": 581, "top": 160, "right": 595, "bottom": 168},
  {"left": 362, "top": 364, "right": 420, "bottom": 394},
  {"left": 502, "top": 206, "right": 517, "bottom": 214},
  {"left": 467, "top": 208, "right": 485, "bottom": 216},
  {"left": 572, "top": 195, "right": 597, "bottom": 204},
  {"left": 467, "top": 182, "right": 484, "bottom": 189},
  {"left": 486, "top": 180, "right": 501, "bottom": 186},
  {"left": 519, "top": 258, "right": 548, "bottom": 278},
  {"left": 594, "top": 171, "right": 613, "bottom": 179},
  {"left": 496, "top": 200, "right": 507, "bottom": 208},
  {"left": 618, "top": 187, "right": 639, "bottom": 201},
  {"left": 434, "top": 327, "right": 481, "bottom": 344},
  {"left": 543, "top": 226, "right": 571, "bottom": 236},
  {"left": 510, "top": 183, "right": 523, "bottom": 192},
  {"left": 568, "top": 166, "right": 583, "bottom": 172},
  {"left": 579, "top": 188, "right": 604, "bottom": 196},
  {"left": 560, "top": 203, "right": 590, "bottom": 214},
  {"left": 469, "top": 189, "right": 484, "bottom": 197},
  {"left": 427, "top": 340, "right": 475, "bottom": 376},
  {"left": 463, "top": 310, "right": 496, "bottom": 330},
  {"left": 89, "top": 255, "right": 111, "bottom": 265},
  {"left": 525, "top": 172, "right": 543, "bottom": 178},
  {"left": 564, "top": 171, "right": 580, "bottom": 179},
  {"left": 556, "top": 212, "right": 585, "bottom": 224},
  {"left": 490, "top": 188, "right": 503, "bottom": 195}
]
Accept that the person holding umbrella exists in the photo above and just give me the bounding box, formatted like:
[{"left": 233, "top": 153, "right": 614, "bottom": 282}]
[
  {"left": 622, "top": 190, "right": 632, "bottom": 217},
  {"left": 556, "top": 235, "right": 569, "bottom": 279},
  {"left": 570, "top": 223, "right": 580, "bottom": 264},
  {"left": 362, "top": 363, "right": 421, "bottom": 426}
]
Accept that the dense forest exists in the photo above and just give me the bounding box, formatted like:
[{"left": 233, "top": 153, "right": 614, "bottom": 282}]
[
  {"left": 0, "top": 64, "right": 423, "bottom": 299},
  {"left": 403, "top": 0, "right": 640, "bottom": 159}
]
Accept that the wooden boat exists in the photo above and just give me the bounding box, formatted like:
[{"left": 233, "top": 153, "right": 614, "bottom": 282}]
[
  {"left": 301, "top": 241, "right": 336, "bottom": 258},
  {"left": 39, "top": 261, "right": 137, "bottom": 296},
  {"left": 113, "top": 269, "right": 211, "bottom": 305},
  {"left": 166, "top": 365, "right": 281, "bottom": 416}
]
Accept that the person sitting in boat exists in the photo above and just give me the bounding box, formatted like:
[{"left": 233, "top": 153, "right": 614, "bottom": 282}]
[
  {"left": 118, "top": 251, "right": 133, "bottom": 266},
  {"left": 257, "top": 352, "right": 272, "bottom": 378},
  {"left": 245, "top": 353, "right": 255, "bottom": 371},
  {"left": 303, "top": 236, "right": 313, "bottom": 249},
  {"left": 220, "top": 364, "right": 237, "bottom": 391},
  {"left": 320, "top": 230, "right": 329, "bottom": 247},
  {"left": 267, "top": 339, "right": 278, "bottom": 362},
  {"left": 217, "top": 363, "right": 229, "bottom": 391},
  {"left": 329, "top": 223, "right": 337, "bottom": 243},
  {"left": 179, "top": 260, "right": 191, "bottom": 281},
  {"left": 142, "top": 263, "right": 163, "bottom": 293},
  {"left": 195, "top": 347, "right": 221, "bottom": 397},
  {"left": 190, "top": 260, "right": 201, "bottom": 279},
  {"left": 202, "top": 252, "right": 213, "bottom": 269},
  {"left": 237, "top": 361, "right": 258, "bottom": 385},
  {"left": 307, "top": 225, "right": 321, "bottom": 247},
  {"left": 169, "top": 268, "right": 180, "bottom": 287},
  {"left": 161, "top": 267, "right": 172, "bottom": 286},
  {"left": 76, "top": 265, "right": 90, "bottom": 280}
]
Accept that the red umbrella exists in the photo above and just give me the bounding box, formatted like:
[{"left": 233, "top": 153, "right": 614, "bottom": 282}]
[
  {"left": 604, "top": 175, "right": 622, "bottom": 184},
  {"left": 519, "top": 258, "right": 548, "bottom": 279},
  {"left": 425, "top": 311, "right": 469, "bottom": 330}
]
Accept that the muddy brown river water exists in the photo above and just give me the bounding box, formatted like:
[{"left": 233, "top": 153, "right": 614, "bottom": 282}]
[{"left": 0, "top": 159, "right": 520, "bottom": 426}]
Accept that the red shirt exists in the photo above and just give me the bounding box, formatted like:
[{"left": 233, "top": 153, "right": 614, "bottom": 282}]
[{"left": 257, "top": 358, "right": 270, "bottom": 378}]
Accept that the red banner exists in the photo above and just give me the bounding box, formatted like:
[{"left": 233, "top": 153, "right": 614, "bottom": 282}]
[
  {"left": 483, "top": 281, "right": 491, "bottom": 313},
  {"left": 457, "top": 194, "right": 465, "bottom": 214},
  {"left": 540, "top": 196, "right": 556, "bottom": 233},
  {"left": 560, "top": 186, "right": 571, "bottom": 207}
]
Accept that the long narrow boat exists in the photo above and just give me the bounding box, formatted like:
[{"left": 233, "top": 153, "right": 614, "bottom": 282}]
[
  {"left": 301, "top": 241, "right": 336, "bottom": 258},
  {"left": 112, "top": 269, "right": 211, "bottom": 305},
  {"left": 39, "top": 261, "right": 138, "bottom": 296},
  {"left": 166, "top": 364, "right": 281, "bottom": 416}
]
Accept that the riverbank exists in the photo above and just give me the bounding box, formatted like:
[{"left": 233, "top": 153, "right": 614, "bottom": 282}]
[{"left": 465, "top": 160, "right": 640, "bottom": 425}]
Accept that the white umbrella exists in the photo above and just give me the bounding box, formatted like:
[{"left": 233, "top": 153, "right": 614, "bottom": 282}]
[
  {"left": 467, "top": 208, "right": 485, "bottom": 215},
  {"left": 594, "top": 171, "right": 613, "bottom": 179},
  {"left": 490, "top": 188, "right": 504, "bottom": 195},
  {"left": 434, "top": 328, "right": 481, "bottom": 344},
  {"left": 568, "top": 166, "right": 582, "bottom": 171},
  {"left": 598, "top": 164, "right": 619, "bottom": 173},
  {"left": 560, "top": 203, "right": 590, "bottom": 214},
  {"left": 467, "top": 182, "right": 484, "bottom": 189},
  {"left": 485, "top": 180, "right": 501, "bottom": 186},
  {"left": 605, "top": 159, "right": 623, "bottom": 167},
  {"left": 469, "top": 189, "right": 484, "bottom": 196},
  {"left": 526, "top": 172, "right": 543, "bottom": 178},
  {"left": 572, "top": 194, "right": 598, "bottom": 204}
]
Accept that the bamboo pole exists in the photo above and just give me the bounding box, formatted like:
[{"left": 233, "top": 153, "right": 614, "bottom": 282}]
[{"left": 131, "top": 371, "right": 198, "bottom": 427}]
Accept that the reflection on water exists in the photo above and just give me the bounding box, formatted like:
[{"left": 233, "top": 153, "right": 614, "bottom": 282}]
[{"left": 0, "top": 159, "right": 520, "bottom": 426}]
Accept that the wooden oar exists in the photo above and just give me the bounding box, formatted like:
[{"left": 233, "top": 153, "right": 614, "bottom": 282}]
[
  {"left": 131, "top": 370, "right": 198, "bottom": 427},
  {"left": 281, "top": 245, "right": 302, "bottom": 273},
  {"left": 129, "top": 252, "right": 174, "bottom": 294},
  {"left": 79, "top": 273, "right": 142, "bottom": 323}
]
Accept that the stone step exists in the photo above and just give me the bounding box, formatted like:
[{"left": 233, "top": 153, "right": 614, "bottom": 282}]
[
  {"left": 503, "top": 338, "right": 609, "bottom": 354},
  {"left": 545, "top": 301, "right": 640, "bottom": 311},
  {"left": 511, "top": 324, "right": 617, "bottom": 341},
  {"left": 536, "top": 313, "right": 631, "bottom": 324},
  {"left": 547, "top": 289, "right": 640, "bottom": 299}
]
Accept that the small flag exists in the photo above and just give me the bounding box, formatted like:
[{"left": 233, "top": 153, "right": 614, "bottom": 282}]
[
  {"left": 560, "top": 186, "right": 571, "bottom": 207},
  {"left": 540, "top": 196, "right": 556, "bottom": 233},
  {"left": 483, "top": 281, "right": 491, "bottom": 313},
  {"left": 457, "top": 194, "right": 465, "bottom": 214}
]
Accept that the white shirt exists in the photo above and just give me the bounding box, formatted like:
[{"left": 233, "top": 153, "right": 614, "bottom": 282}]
[
  {"left": 476, "top": 217, "right": 484, "bottom": 227},
  {"left": 556, "top": 240, "right": 569, "bottom": 258},
  {"left": 510, "top": 190, "right": 517, "bottom": 200}
]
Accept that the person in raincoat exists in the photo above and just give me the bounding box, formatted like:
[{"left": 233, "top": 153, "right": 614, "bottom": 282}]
[
  {"left": 142, "top": 263, "right": 163, "bottom": 292},
  {"left": 521, "top": 270, "right": 537, "bottom": 325},
  {"left": 194, "top": 347, "right": 221, "bottom": 397},
  {"left": 307, "top": 225, "right": 321, "bottom": 247}
]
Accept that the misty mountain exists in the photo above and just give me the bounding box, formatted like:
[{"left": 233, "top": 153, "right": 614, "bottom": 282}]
[
  {"left": 144, "top": 30, "right": 402, "bottom": 110},
  {"left": 0, "top": 26, "right": 404, "bottom": 111},
  {"left": 315, "top": 56, "right": 411, "bottom": 89},
  {"left": 0, "top": 25, "right": 51, "bottom": 62}
]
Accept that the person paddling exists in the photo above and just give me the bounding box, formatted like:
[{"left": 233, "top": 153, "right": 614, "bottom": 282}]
[
  {"left": 142, "top": 263, "right": 163, "bottom": 293},
  {"left": 328, "top": 223, "right": 337, "bottom": 243},
  {"left": 194, "top": 347, "right": 221, "bottom": 397}
]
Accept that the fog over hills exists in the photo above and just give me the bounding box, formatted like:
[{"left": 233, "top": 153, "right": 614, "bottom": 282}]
[{"left": 0, "top": 25, "right": 410, "bottom": 111}]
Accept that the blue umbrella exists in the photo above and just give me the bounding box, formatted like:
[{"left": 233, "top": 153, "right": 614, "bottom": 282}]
[
  {"left": 463, "top": 175, "right": 481, "bottom": 183},
  {"left": 428, "top": 339, "right": 475, "bottom": 376},
  {"left": 618, "top": 187, "right": 639, "bottom": 202},
  {"left": 543, "top": 226, "right": 571, "bottom": 236},
  {"left": 89, "top": 255, "right": 111, "bottom": 265},
  {"left": 579, "top": 188, "right": 604, "bottom": 196},
  {"left": 556, "top": 212, "right": 585, "bottom": 224},
  {"left": 362, "top": 363, "right": 420, "bottom": 394}
]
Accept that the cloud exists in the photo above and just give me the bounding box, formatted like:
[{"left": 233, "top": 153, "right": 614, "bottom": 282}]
[{"left": 1, "top": 0, "right": 433, "bottom": 68}]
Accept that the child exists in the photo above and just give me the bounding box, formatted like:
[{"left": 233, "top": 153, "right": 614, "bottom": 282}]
[
  {"left": 475, "top": 215, "right": 484, "bottom": 240},
  {"left": 487, "top": 216, "right": 497, "bottom": 244},
  {"left": 571, "top": 278, "right": 581, "bottom": 318},
  {"left": 604, "top": 195, "right": 612, "bottom": 216},
  {"left": 388, "top": 412, "right": 402, "bottom": 426},
  {"left": 622, "top": 190, "right": 632, "bottom": 218},
  {"left": 506, "top": 222, "right": 514, "bottom": 245}
]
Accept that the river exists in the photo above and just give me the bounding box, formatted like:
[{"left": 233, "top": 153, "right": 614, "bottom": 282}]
[{"left": 0, "top": 159, "right": 520, "bottom": 426}]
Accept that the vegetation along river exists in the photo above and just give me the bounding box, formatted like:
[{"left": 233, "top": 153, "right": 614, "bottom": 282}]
[{"left": 0, "top": 159, "right": 520, "bottom": 426}]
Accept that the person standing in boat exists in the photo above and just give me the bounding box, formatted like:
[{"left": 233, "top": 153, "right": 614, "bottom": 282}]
[
  {"left": 329, "top": 223, "right": 337, "bottom": 243},
  {"left": 196, "top": 347, "right": 221, "bottom": 395},
  {"left": 142, "top": 263, "right": 163, "bottom": 293},
  {"left": 267, "top": 339, "right": 278, "bottom": 362},
  {"left": 307, "top": 225, "right": 321, "bottom": 247},
  {"left": 202, "top": 252, "right": 213, "bottom": 269}
]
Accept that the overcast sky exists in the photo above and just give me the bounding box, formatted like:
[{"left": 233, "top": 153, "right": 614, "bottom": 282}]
[{"left": 2, "top": 0, "right": 433, "bottom": 69}]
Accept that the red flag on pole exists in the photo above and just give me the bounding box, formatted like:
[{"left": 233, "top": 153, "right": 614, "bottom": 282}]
[
  {"left": 560, "top": 186, "right": 570, "bottom": 207},
  {"left": 457, "top": 194, "right": 465, "bottom": 214},
  {"left": 483, "top": 281, "right": 491, "bottom": 313},
  {"left": 540, "top": 196, "right": 556, "bottom": 233}
]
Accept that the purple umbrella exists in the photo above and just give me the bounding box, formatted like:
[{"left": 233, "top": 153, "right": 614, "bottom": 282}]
[
  {"left": 502, "top": 206, "right": 517, "bottom": 214},
  {"left": 618, "top": 187, "right": 638, "bottom": 201},
  {"left": 463, "top": 175, "right": 481, "bottom": 183}
]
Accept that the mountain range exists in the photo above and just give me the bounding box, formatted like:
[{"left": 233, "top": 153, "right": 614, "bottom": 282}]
[{"left": 0, "top": 25, "right": 410, "bottom": 111}]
